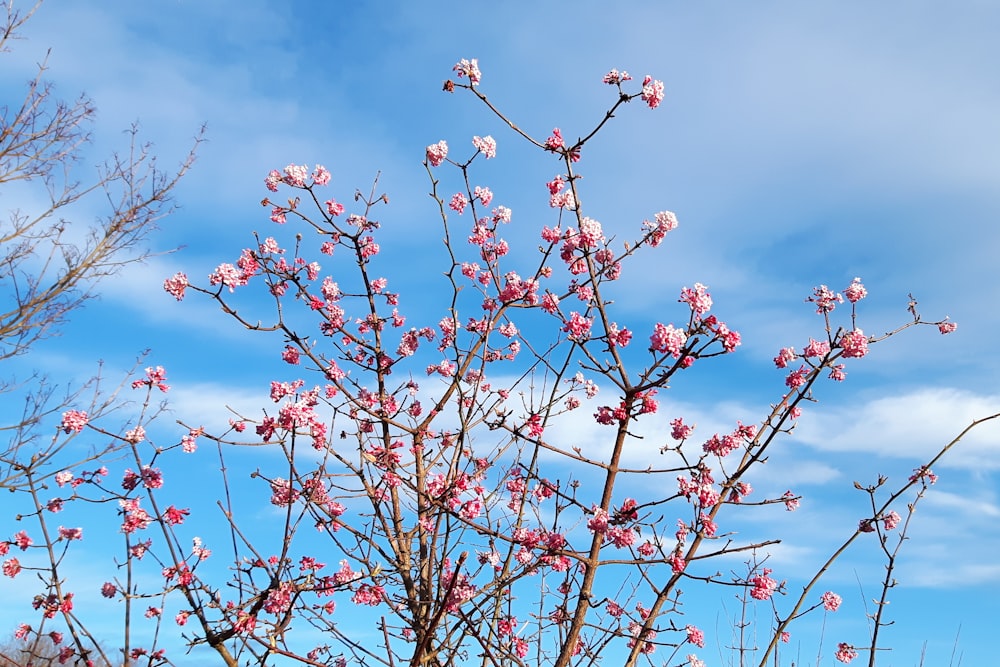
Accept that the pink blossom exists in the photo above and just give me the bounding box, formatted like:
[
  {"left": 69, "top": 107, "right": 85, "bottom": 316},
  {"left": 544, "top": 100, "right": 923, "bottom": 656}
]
[
  {"left": 60, "top": 410, "right": 89, "bottom": 434},
  {"left": 473, "top": 185, "right": 493, "bottom": 206},
  {"left": 264, "top": 582, "right": 295, "bottom": 615},
  {"left": 544, "top": 127, "right": 565, "bottom": 151},
  {"left": 449, "top": 193, "right": 468, "bottom": 213},
  {"left": 101, "top": 582, "right": 117, "bottom": 598},
  {"left": 821, "top": 591, "right": 842, "bottom": 612},
  {"left": 699, "top": 513, "right": 717, "bottom": 537},
  {"left": 132, "top": 365, "right": 169, "bottom": 392},
  {"left": 603, "top": 69, "right": 632, "bottom": 85},
  {"left": 325, "top": 199, "right": 345, "bottom": 216},
  {"left": 650, "top": 322, "right": 687, "bottom": 357},
  {"left": 562, "top": 312, "right": 592, "bottom": 341},
  {"left": 643, "top": 210, "right": 678, "bottom": 247},
  {"left": 680, "top": 283, "right": 712, "bottom": 316},
  {"left": 283, "top": 164, "right": 309, "bottom": 187},
  {"left": 671, "top": 417, "right": 694, "bottom": 441},
  {"left": 909, "top": 465, "right": 938, "bottom": 485},
  {"left": 844, "top": 277, "right": 867, "bottom": 303},
  {"left": 807, "top": 285, "right": 843, "bottom": 314},
  {"left": 453, "top": 58, "right": 481, "bottom": 85},
  {"left": 883, "top": 510, "right": 901, "bottom": 530},
  {"left": 3, "top": 558, "right": 21, "bottom": 577},
  {"left": 839, "top": 329, "right": 869, "bottom": 358},
  {"left": 270, "top": 477, "right": 300, "bottom": 506},
  {"left": 472, "top": 135, "right": 496, "bottom": 158},
  {"left": 782, "top": 490, "right": 800, "bottom": 511},
  {"left": 120, "top": 499, "right": 152, "bottom": 534},
  {"left": 773, "top": 346, "right": 796, "bottom": 368},
  {"left": 939, "top": 320, "right": 957, "bottom": 334},
  {"left": 703, "top": 432, "right": 739, "bottom": 458},
  {"left": 640, "top": 75, "right": 665, "bottom": 109},
  {"left": 282, "top": 345, "right": 301, "bottom": 365},
  {"left": 312, "top": 165, "right": 331, "bottom": 185},
  {"left": 712, "top": 321, "right": 742, "bottom": 352},
  {"left": 497, "top": 616, "right": 518, "bottom": 637},
  {"left": 58, "top": 526, "right": 82, "bottom": 541},
  {"left": 802, "top": 338, "right": 831, "bottom": 358},
  {"left": 785, "top": 365, "right": 810, "bottom": 389},
  {"left": 607, "top": 525, "right": 636, "bottom": 548},
  {"left": 835, "top": 643, "right": 858, "bottom": 663},
  {"left": 587, "top": 507, "right": 609, "bottom": 534},
  {"left": 163, "top": 272, "right": 188, "bottom": 300},
  {"left": 426, "top": 140, "right": 448, "bottom": 167},
  {"left": 233, "top": 611, "right": 256, "bottom": 634},
  {"left": 259, "top": 237, "right": 282, "bottom": 254},
  {"left": 352, "top": 583, "right": 385, "bottom": 606},
  {"left": 577, "top": 216, "right": 605, "bottom": 248},
  {"left": 181, "top": 428, "right": 201, "bottom": 453},
  {"left": 264, "top": 170, "right": 281, "bottom": 192},
  {"left": 162, "top": 506, "right": 190, "bottom": 526},
  {"left": 359, "top": 235, "right": 380, "bottom": 259},
  {"left": 749, "top": 568, "right": 778, "bottom": 600},
  {"left": 686, "top": 624, "right": 705, "bottom": 648}
]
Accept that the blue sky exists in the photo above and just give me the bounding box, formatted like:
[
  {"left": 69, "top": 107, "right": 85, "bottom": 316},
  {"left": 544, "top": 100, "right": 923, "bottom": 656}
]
[{"left": 2, "top": 1, "right": 999, "bottom": 665}]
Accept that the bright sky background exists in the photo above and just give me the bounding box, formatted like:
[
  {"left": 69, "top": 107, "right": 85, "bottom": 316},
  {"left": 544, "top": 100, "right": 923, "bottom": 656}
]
[{"left": 2, "top": 1, "right": 999, "bottom": 666}]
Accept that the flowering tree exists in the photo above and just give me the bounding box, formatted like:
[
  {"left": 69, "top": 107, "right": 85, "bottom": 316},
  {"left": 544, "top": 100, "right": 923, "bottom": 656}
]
[{"left": 3, "top": 54, "right": 996, "bottom": 667}]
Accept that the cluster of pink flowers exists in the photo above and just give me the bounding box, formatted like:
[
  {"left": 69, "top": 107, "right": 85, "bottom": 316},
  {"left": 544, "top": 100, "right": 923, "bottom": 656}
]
[
  {"left": 58, "top": 526, "right": 82, "bottom": 541},
  {"left": 821, "top": 591, "right": 842, "bottom": 611},
  {"left": 650, "top": 322, "right": 687, "bottom": 357},
  {"left": 677, "top": 467, "right": 719, "bottom": 508},
  {"left": 132, "top": 365, "right": 170, "bottom": 392},
  {"left": 59, "top": 409, "right": 89, "bottom": 434},
  {"left": 782, "top": 490, "right": 800, "bottom": 511},
  {"left": 670, "top": 417, "right": 694, "bottom": 441},
  {"left": 163, "top": 271, "right": 188, "bottom": 300},
  {"left": 602, "top": 68, "right": 632, "bottom": 85},
  {"left": 640, "top": 75, "right": 665, "bottom": 109},
  {"left": 426, "top": 140, "right": 448, "bottom": 167},
  {"left": 703, "top": 421, "right": 755, "bottom": 458},
  {"left": 472, "top": 135, "right": 496, "bottom": 158},
  {"left": 562, "top": 312, "right": 593, "bottom": 341},
  {"left": 453, "top": 58, "right": 481, "bottom": 85},
  {"left": 686, "top": 624, "right": 705, "bottom": 648},
  {"left": 807, "top": 285, "right": 843, "bottom": 314},
  {"left": 844, "top": 277, "right": 867, "bottom": 303},
  {"left": 839, "top": 329, "right": 869, "bottom": 358},
  {"left": 835, "top": 642, "right": 858, "bottom": 663},
  {"left": 643, "top": 210, "right": 678, "bottom": 247},
  {"left": 679, "top": 283, "right": 713, "bottom": 316},
  {"left": 749, "top": 568, "right": 778, "bottom": 600},
  {"left": 264, "top": 164, "right": 331, "bottom": 192}
]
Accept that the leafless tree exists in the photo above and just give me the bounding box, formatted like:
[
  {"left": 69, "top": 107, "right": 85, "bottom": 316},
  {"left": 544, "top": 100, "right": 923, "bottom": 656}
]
[{"left": 0, "top": 0, "right": 199, "bottom": 486}]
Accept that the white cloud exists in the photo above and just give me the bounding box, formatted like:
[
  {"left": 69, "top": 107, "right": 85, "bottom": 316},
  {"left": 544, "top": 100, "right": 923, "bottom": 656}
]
[{"left": 793, "top": 387, "right": 1000, "bottom": 469}]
